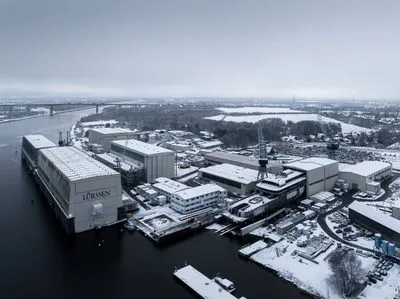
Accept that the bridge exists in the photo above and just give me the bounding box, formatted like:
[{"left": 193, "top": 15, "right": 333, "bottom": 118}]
[{"left": 0, "top": 102, "right": 147, "bottom": 115}]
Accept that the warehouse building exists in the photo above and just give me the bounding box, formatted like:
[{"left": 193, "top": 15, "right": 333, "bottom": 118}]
[
  {"left": 111, "top": 139, "right": 175, "bottom": 183},
  {"left": 36, "top": 146, "right": 123, "bottom": 234},
  {"left": 339, "top": 161, "right": 392, "bottom": 193},
  {"left": 21, "top": 135, "right": 56, "bottom": 169},
  {"left": 284, "top": 157, "right": 339, "bottom": 197},
  {"left": 198, "top": 163, "right": 258, "bottom": 195},
  {"left": 349, "top": 201, "right": 400, "bottom": 246},
  {"left": 88, "top": 128, "right": 139, "bottom": 152},
  {"left": 170, "top": 184, "right": 227, "bottom": 214},
  {"left": 204, "top": 151, "right": 259, "bottom": 170}
]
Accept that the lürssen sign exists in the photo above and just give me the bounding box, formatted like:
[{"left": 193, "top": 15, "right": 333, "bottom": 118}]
[{"left": 82, "top": 190, "right": 111, "bottom": 201}]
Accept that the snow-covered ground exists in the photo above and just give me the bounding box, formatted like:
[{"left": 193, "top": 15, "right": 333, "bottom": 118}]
[
  {"left": 325, "top": 215, "right": 374, "bottom": 249},
  {"left": 216, "top": 107, "right": 304, "bottom": 114},
  {"left": 80, "top": 119, "right": 118, "bottom": 127},
  {"left": 205, "top": 114, "right": 371, "bottom": 134},
  {"left": 250, "top": 226, "right": 377, "bottom": 299},
  {"left": 359, "top": 265, "right": 400, "bottom": 299}
]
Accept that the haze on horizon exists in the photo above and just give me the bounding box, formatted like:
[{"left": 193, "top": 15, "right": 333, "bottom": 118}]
[{"left": 0, "top": 0, "right": 399, "bottom": 100}]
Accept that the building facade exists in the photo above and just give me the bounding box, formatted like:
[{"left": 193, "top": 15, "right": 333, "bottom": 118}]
[
  {"left": 111, "top": 139, "right": 175, "bottom": 182},
  {"left": 37, "top": 146, "right": 123, "bottom": 234},
  {"left": 198, "top": 163, "right": 258, "bottom": 195},
  {"left": 88, "top": 128, "right": 139, "bottom": 152},
  {"left": 339, "top": 161, "right": 392, "bottom": 192},
  {"left": 284, "top": 157, "right": 339, "bottom": 197},
  {"left": 170, "top": 184, "right": 227, "bottom": 214}
]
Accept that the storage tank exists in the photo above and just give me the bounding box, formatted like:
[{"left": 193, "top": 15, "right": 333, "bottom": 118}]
[
  {"left": 381, "top": 240, "right": 389, "bottom": 254},
  {"left": 374, "top": 233, "right": 382, "bottom": 249},
  {"left": 388, "top": 243, "right": 396, "bottom": 256}
]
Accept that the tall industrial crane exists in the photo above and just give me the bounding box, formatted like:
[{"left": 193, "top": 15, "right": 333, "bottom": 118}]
[{"left": 257, "top": 123, "right": 268, "bottom": 181}]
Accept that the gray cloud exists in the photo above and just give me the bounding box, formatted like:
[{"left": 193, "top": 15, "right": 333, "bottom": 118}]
[{"left": 0, "top": 0, "right": 400, "bottom": 98}]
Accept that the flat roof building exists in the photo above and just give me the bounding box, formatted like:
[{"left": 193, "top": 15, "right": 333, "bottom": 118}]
[
  {"left": 88, "top": 127, "right": 139, "bottom": 152},
  {"left": 152, "top": 177, "right": 190, "bottom": 201},
  {"left": 284, "top": 157, "right": 339, "bottom": 197},
  {"left": 198, "top": 163, "right": 258, "bottom": 195},
  {"left": 349, "top": 201, "right": 400, "bottom": 246},
  {"left": 204, "top": 151, "right": 259, "bottom": 170},
  {"left": 21, "top": 135, "right": 56, "bottom": 169},
  {"left": 111, "top": 139, "right": 175, "bottom": 182},
  {"left": 339, "top": 161, "right": 392, "bottom": 192},
  {"left": 36, "top": 146, "right": 123, "bottom": 234},
  {"left": 170, "top": 184, "right": 227, "bottom": 214}
]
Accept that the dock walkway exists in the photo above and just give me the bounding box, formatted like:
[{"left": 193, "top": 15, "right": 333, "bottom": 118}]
[{"left": 174, "top": 265, "right": 238, "bottom": 299}]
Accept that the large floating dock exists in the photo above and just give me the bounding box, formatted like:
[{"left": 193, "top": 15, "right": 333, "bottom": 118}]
[{"left": 174, "top": 265, "right": 245, "bottom": 299}]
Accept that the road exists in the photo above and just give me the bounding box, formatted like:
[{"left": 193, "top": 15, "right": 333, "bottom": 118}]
[{"left": 317, "top": 174, "right": 399, "bottom": 254}]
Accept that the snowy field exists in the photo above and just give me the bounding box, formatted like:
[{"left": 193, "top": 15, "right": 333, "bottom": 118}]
[
  {"left": 359, "top": 265, "right": 400, "bottom": 299},
  {"left": 216, "top": 107, "right": 304, "bottom": 114},
  {"left": 205, "top": 114, "right": 371, "bottom": 134},
  {"left": 250, "top": 226, "right": 377, "bottom": 299},
  {"left": 80, "top": 119, "right": 118, "bottom": 127}
]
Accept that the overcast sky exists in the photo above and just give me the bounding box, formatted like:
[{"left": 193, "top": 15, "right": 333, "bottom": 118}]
[{"left": 0, "top": 0, "right": 399, "bottom": 99}]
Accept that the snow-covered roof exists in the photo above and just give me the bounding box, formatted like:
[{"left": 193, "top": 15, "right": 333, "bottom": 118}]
[
  {"left": 285, "top": 157, "right": 337, "bottom": 172},
  {"left": 257, "top": 169, "right": 305, "bottom": 192},
  {"left": 310, "top": 191, "right": 335, "bottom": 201},
  {"left": 229, "top": 194, "right": 273, "bottom": 211},
  {"left": 204, "top": 151, "right": 259, "bottom": 168},
  {"left": 80, "top": 120, "right": 118, "bottom": 127},
  {"left": 199, "top": 163, "right": 258, "bottom": 185},
  {"left": 89, "top": 127, "right": 137, "bottom": 135},
  {"left": 341, "top": 161, "right": 391, "bottom": 177},
  {"left": 95, "top": 152, "right": 143, "bottom": 171},
  {"left": 112, "top": 139, "right": 174, "bottom": 156},
  {"left": 153, "top": 177, "right": 189, "bottom": 194},
  {"left": 40, "top": 146, "right": 118, "bottom": 182},
  {"left": 349, "top": 201, "right": 400, "bottom": 233},
  {"left": 173, "top": 184, "right": 226, "bottom": 200},
  {"left": 197, "top": 140, "right": 223, "bottom": 149},
  {"left": 24, "top": 135, "right": 56, "bottom": 149}
]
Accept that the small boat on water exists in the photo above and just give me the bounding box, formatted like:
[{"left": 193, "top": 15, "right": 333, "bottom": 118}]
[
  {"left": 124, "top": 221, "right": 136, "bottom": 232},
  {"left": 213, "top": 276, "right": 236, "bottom": 293}
]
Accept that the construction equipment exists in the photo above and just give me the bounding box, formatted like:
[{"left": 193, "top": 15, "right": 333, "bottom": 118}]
[{"left": 257, "top": 123, "right": 268, "bottom": 181}]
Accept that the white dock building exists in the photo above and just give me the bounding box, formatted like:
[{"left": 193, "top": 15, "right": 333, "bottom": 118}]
[
  {"left": 170, "top": 184, "right": 227, "bottom": 214},
  {"left": 36, "top": 146, "right": 123, "bottom": 233}
]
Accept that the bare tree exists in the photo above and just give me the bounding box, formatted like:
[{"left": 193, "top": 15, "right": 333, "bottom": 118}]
[{"left": 327, "top": 250, "right": 365, "bottom": 297}]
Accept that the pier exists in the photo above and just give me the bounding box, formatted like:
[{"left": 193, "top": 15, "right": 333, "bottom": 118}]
[{"left": 174, "top": 265, "right": 245, "bottom": 299}]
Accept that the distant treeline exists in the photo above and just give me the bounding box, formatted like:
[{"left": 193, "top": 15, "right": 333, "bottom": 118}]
[{"left": 80, "top": 105, "right": 342, "bottom": 147}]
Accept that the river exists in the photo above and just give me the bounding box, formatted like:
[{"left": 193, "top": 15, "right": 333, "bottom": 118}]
[{"left": 0, "top": 109, "right": 309, "bottom": 299}]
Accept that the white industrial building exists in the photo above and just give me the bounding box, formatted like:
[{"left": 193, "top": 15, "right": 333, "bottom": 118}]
[
  {"left": 198, "top": 163, "right": 258, "bottom": 195},
  {"left": 339, "top": 161, "right": 392, "bottom": 193},
  {"left": 284, "top": 157, "right": 339, "bottom": 197},
  {"left": 88, "top": 128, "right": 139, "bottom": 152},
  {"left": 204, "top": 151, "right": 260, "bottom": 170},
  {"left": 111, "top": 139, "right": 175, "bottom": 183},
  {"left": 21, "top": 135, "right": 56, "bottom": 168},
  {"left": 152, "top": 177, "right": 190, "bottom": 201},
  {"left": 170, "top": 184, "right": 227, "bottom": 214},
  {"left": 36, "top": 146, "right": 123, "bottom": 234}
]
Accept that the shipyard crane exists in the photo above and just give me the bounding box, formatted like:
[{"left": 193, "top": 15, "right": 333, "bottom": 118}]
[{"left": 257, "top": 123, "right": 268, "bottom": 181}]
